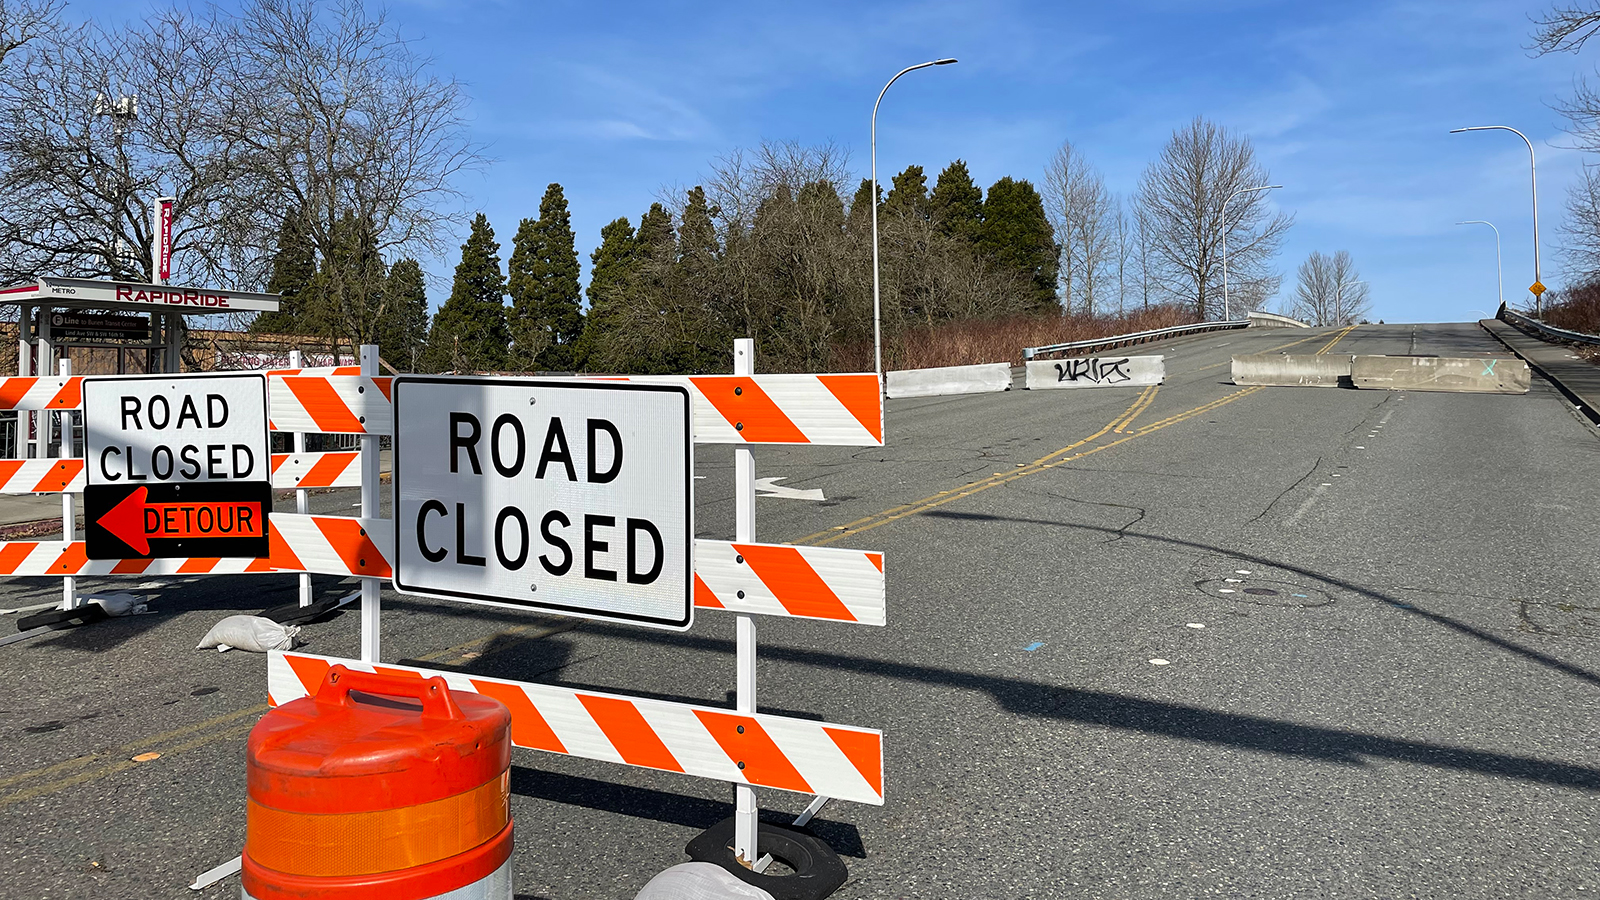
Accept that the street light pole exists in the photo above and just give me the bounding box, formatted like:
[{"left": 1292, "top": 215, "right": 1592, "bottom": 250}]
[
  {"left": 872, "top": 58, "right": 956, "bottom": 387},
  {"left": 1220, "top": 184, "right": 1282, "bottom": 321},
  {"left": 1455, "top": 220, "right": 1504, "bottom": 310},
  {"left": 1450, "top": 126, "right": 1541, "bottom": 316}
]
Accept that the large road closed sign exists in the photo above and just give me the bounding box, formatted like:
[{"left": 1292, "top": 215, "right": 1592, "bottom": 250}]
[
  {"left": 392, "top": 377, "right": 693, "bottom": 630},
  {"left": 82, "top": 373, "right": 270, "bottom": 560}
]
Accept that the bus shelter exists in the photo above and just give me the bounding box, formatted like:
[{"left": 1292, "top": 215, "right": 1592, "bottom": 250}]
[{"left": 0, "top": 276, "right": 279, "bottom": 456}]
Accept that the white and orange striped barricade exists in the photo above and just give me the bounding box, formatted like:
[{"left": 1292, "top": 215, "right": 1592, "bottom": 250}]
[
  {"left": 262, "top": 370, "right": 884, "bottom": 446},
  {"left": 269, "top": 652, "right": 884, "bottom": 808}
]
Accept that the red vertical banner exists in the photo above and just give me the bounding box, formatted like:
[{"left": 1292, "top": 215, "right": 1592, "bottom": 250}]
[{"left": 157, "top": 198, "right": 174, "bottom": 283}]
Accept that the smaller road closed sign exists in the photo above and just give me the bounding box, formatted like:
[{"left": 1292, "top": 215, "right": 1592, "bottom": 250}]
[
  {"left": 392, "top": 377, "right": 693, "bottom": 630},
  {"left": 82, "top": 373, "right": 270, "bottom": 559}
]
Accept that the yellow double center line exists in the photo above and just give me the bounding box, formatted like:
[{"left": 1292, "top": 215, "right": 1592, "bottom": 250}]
[
  {"left": 0, "top": 704, "right": 267, "bottom": 809},
  {"left": 798, "top": 383, "right": 1265, "bottom": 547},
  {"left": 798, "top": 325, "right": 1361, "bottom": 547},
  {"left": 1316, "top": 323, "right": 1359, "bottom": 354},
  {"left": 1113, "top": 384, "right": 1159, "bottom": 433}
]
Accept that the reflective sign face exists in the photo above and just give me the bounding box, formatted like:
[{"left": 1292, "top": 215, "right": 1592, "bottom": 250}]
[
  {"left": 392, "top": 377, "right": 693, "bottom": 630},
  {"left": 81, "top": 373, "right": 270, "bottom": 559}
]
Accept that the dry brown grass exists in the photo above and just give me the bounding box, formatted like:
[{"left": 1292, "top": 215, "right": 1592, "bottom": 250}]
[
  {"left": 831, "top": 305, "right": 1200, "bottom": 371},
  {"left": 1542, "top": 282, "right": 1600, "bottom": 337}
]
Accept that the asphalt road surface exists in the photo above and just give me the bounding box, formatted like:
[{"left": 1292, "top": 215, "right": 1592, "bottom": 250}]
[{"left": 2, "top": 322, "right": 1597, "bottom": 899}]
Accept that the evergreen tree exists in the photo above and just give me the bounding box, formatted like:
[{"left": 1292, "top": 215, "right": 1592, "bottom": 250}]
[
  {"left": 636, "top": 203, "right": 675, "bottom": 261},
  {"left": 929, "top": 160, "right": 984, "bottom": 242},
  {"left": 846, "top": 178, "right": 880, "bottom": 236},
  {"left": 979, "top": 177, "right": 1060, "bottom": 310},
  {"left": 423, "top": 213, "right": 509, "bottom": 372},
  {"left": 253, "top": 214, "right": 316, "bottom": 333},
  {"left": 884, "top": 165, "right": 929, "bottom": 220},
  {"left": 571, "top": 217, "right": 636, "bottom": 370},
  {"left": 379, "top": 258, "right": 430, "bottom": 371},
  {"left": 678, "top": 186, "right": 719, "bottom": 270},
  {"left": 309, "top": 211, "right": 388, "bottom": 353},
  {"left": 508, "top": 183, "right": 584, "bottom": 371}
]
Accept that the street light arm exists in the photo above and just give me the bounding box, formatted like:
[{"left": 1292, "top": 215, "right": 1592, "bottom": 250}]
[
  {"left": 1219, "top": 184, "right": 1281, "bottom": 322},
  {"left": 1451, "top": 125, "right": 1541, "bottom": 313},
  {"left": 873, "top": 59, "right": 958, "bottom": 122},
  {"left": 870, "top": 58, "right": 957, "bottom": 385},
  {"left": 1454, "top": 220, "right": 1505, "bottom": 309}
]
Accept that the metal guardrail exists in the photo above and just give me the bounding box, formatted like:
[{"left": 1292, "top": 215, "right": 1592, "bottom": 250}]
[
  {"left": 1500, "top": 304, "right": 1600, "bottom": 347},
  {"left": 1023, "top": 319, "right": 1250, "bottom": 361}
]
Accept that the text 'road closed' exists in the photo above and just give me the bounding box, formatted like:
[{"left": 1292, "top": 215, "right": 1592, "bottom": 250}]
[{"left": 392, "top": 378, "right": 693, "bottom": 630}]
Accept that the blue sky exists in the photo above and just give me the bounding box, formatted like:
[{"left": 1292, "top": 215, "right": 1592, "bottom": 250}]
[{"left": 77, "top": 0, "right": 1597, "bottom": 322}]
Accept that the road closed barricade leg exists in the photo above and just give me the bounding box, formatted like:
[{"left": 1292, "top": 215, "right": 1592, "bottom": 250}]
[{"left": 243, "top": 665, "right": 514, "bottom": 900}]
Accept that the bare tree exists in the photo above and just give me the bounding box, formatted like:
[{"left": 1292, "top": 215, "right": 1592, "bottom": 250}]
[
  {"left": 703, "top": 139, "right": 851, "bottom": 236},
  {"left": 0, "top": 7, "right": 263, "bottom": 287},
  {"left": 1135, "top": 117, "right": 1292, "bottom": 319},
  {"left": 1042, "top": 140, "right": 1092, "bottom": 310},
  {"left": 1564, "top": 164, "right": 1600, "bottom": 281},
  {"left": 1133, "top": 200, "right": 1154, "bottom": 311},
  {"left": 0, "top": 0, "right": 58, "bottom": 68},
  {"left": 221, "top": 0, "right": 483, "bottom": 354},
  {"left": 0, "top": 0, "right": 482, "bottom": 359},
  {"left": 1531, "top": 4, "right": 1600, "bottom": 54},
  {"left": 1113, "top": 199, "right": 1129, "bottom": 315},
  {"left": 1290, "top": 250, "right": 1369, "bottom": 326}
]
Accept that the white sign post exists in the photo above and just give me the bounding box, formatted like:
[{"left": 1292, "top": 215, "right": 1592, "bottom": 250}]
[{"left": 392, "top": 377, "right": 694, "bottom": 630}]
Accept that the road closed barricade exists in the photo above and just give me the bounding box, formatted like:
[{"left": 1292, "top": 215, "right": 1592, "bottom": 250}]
[{"left": 0, "top": 346, "right": 888, "bottom": 891}]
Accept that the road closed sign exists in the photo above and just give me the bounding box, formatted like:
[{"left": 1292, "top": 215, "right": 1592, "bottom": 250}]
[
  {"left": 82, "top": 373, "right": 270, "bottom": 560},
  {"left": 392, "top": 377, "right": 693, "bottom": 630}
]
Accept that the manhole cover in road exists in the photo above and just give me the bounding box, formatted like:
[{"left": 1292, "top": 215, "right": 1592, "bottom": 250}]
[{"left": 1196, "top": 578, "right": 1332, "bottom": 607}]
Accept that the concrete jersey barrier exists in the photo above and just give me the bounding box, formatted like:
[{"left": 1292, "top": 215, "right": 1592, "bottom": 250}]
[
  {"left": 1025, "top": 355, "right": 1163, "bottom": 390},
  {"left": 1350, "top": 355, "right": 1529, "bottom": 394},
  {"left": 1232, "top": 354, "right": 1352, "bottom": 387},
  {"left": 886, "top": 362, "right": 1011, "bottom": 399}
]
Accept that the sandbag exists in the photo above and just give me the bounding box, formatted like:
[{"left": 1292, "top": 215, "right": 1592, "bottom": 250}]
[
  {"left": 196, "top": 615, "right": 299, "bottom": 653},
  {"left": 635, "top": 863, "right": 776, "bottom": 900}
]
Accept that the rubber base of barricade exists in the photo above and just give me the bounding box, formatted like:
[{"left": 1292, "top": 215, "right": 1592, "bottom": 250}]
[
  {"left": 685, "top": 817, "right": 847, "bottom": 900},
  {"left": 241, "top": 821, "right": 512, "bottom": 900},
  {"left": 17, "top": 604, "right": 108, "bottom": 632}
]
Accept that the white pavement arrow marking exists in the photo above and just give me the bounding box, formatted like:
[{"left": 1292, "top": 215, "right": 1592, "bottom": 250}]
[{"left": 753, "top": 476, "right": 825, "bottom": 501}]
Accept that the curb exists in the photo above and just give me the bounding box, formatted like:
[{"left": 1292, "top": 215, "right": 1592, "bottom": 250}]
[{"left": 1480, "top": 319, "right": 1600, "bottom": 425}]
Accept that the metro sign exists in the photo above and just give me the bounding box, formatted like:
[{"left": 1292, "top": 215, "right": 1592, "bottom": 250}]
[
  {"left": 82, "top": 373, "right": 271, "bottom": 559},
  {"left": 392, "top": 377, "right": 693, "bottom": 630},
  {"left": 0, "top": 276, "right": 280, "bottom": 312}
]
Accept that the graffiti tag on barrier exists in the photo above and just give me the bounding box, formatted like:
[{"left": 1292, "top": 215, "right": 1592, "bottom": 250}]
[{"left": 1055, "top": 358, "right": 1132, "bottom": 385}]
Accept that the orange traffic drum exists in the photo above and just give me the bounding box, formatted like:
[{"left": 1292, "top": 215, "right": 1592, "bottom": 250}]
[{"left": 242, "top": 665, "right": 513, "bottom": 900}]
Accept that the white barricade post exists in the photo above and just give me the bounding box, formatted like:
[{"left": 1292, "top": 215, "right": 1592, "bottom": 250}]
[
  {"left": 359, "top": 345, "right": 380, "bottom": 661},
  {"left": 289, "top": 349, "right": 311, "bottom": 608},
  {"left": 732, "top": 338, "right": 758, "bottom": 864},
  {"left": 58, "top": 358, "right": 76, "bottom": 610}
]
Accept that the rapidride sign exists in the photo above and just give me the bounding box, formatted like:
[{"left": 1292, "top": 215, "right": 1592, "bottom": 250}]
[
  {"left": 82, "top": 373, "right": 271, "bottom": 559},
  {"left": 392, "top": 377, "right": 693, "bottom": 630}
]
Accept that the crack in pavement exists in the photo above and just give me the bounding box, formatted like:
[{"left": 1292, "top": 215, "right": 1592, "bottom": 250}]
[{"left": 1247, "top": 455, "right": 1324, "bottom": 526}]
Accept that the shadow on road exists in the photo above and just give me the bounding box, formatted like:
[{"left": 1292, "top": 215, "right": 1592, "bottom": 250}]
[
  {"left": 509, "top": 766, "right": 867, "bottom": 858},
  {"left": 922, "top": 508, "right": 1600, "bottom": 691}
]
